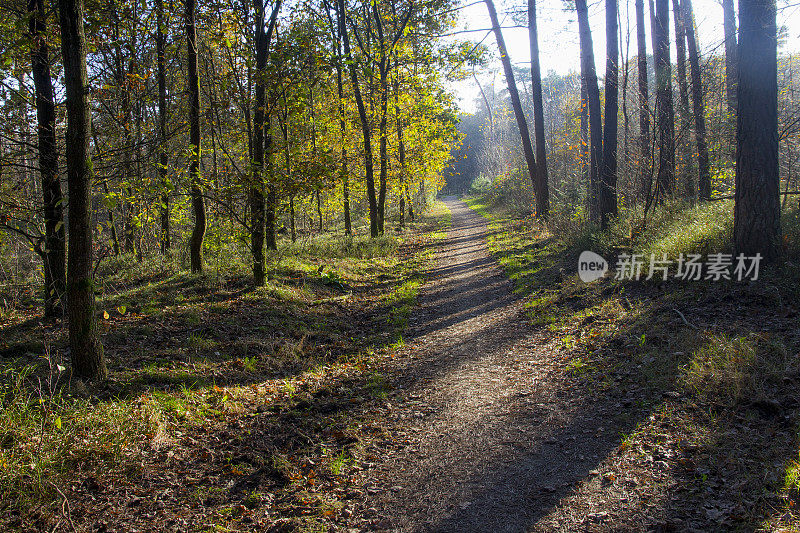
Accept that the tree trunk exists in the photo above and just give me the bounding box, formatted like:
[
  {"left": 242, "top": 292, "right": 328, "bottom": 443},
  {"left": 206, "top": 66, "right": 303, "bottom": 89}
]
[
  {"left": 337, "top": 0, "right": 378, "bottom": 237},
  {"left": 576, "top": 0, "right": 603, "bottom": 223},
  {"left": 672, "top": 0, "right": 693, "bottom": 199},
  {"left": 722, "top": 0, "right": 737, "bottom": 115},
  {"left": 635, "top": 0, "right": 650, "bottom": 202},
  {"left": 652, "top": 0, "right": 675, "bottom": 201},
  {"left": 395, "top": 73, "right": 407, "bottom": 228},
  {"left": 600, "top": 0, "right": 619, "bottom": 229},
  {"left": 290, "top": 196, "right": 296, "bottom": 242},
  {"left": 157, "top": 0, "right": 170, "bottom": 254},
  {"left": 377, "top": 53, "right": 388, "bottom": 235},
  {"left": 251, "top": 0, "right": 268, "bottom": 285},
  {"left": 485, "top": 0, "right": 538, "bottom": 205},
  {"left": 580, "top": 68, "right": 589, "bottom": 205},
  {"left": 683, "top": 0, "right": 711, "bottom": 200},
  {"left": 58, "top": 0, "right": 106, "bottom": 379},
  {"left": 734, "top": 0, "right": 780, "bottom": 260},
  {"left": 528, "top": 0, "right": 549, "bottom": 219},
  {"left": 186, "top": 0, "right": 205, "bottom": 273},
  {"left": 29, "top": 0, "right": 66, "bottom": 318},
  {"left": 332, "top": 10, "right": 351, "bottom": 236},
  {"left": 316, "top": 190, "right": 323, "bottom": 232}
]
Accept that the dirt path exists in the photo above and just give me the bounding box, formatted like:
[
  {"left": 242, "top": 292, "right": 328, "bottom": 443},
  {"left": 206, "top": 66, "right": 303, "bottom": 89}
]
[{"left": 351, "top": 198, "right": 630, "bottom": 532}]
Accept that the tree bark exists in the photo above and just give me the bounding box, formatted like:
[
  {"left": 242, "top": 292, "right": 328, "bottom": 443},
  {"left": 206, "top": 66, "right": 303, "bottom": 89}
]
[
  {"left": 734, "top": 0, "right": 780, "bottom": 260},
  {"left": 332, "top": 3, "right": 351, "bottom": 236},
  {"left": 683, "top": 0, "right": 711, "bottom": 200},
  {"left": 672, "top": 0, "right": 693, "bottom": 199},
  {"left": 652, "top": 0, "right": 675, "bottom": 201},
  {"left": 600, "top": 0, "right": 619, "bottom": 229},
  {"left": 485, "top": 0, "right": 537, "bottom": 207},
  {"left": 576, "top": 0, "right": 602, "bottom": 223},
  {"left": 28, "top": 0, "right": 66, "bottom": 318},
  {"left": 186, "top": 0, "right": 205, "bottom": 272},
  {"left": 58, "top": 0, "right": 106, "bottom": 379},
  {"left": 337, "top": 0, "right": 378, "bottom": 237},
  {"left": 528, "top": 0, "right": 549, "bottom": 219},
  {"left": 722, "top": 0, "right": 737, "bottom": 115},
  {"left": 251, "top": 0, "right": 268, "bottom": 284},
  {"left": 157, "top": 0, "right": 170, "bottom": 253},
  {"left": 635, "top": 0, "right": 650, "bottom": 201}
]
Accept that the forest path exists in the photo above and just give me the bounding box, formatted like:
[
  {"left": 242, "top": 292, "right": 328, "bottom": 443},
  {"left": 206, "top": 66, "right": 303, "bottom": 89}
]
[{"left": 357, "top": 197, "right": 624, "bottom": 532}]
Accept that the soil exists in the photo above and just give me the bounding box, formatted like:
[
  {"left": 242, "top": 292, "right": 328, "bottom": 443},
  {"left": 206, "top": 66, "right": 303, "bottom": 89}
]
[{"left": 344, "top": 197, "right": 636, "bottom": 531}]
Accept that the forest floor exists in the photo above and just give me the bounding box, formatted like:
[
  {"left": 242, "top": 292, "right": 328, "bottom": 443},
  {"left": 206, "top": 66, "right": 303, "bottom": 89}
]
[{"left": 3, "top": 197, "right": 800, "bottom": 532}]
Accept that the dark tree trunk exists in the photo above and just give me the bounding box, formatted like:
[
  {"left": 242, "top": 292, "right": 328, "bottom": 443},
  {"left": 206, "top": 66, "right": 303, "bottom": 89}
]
[
  {"left": 316, "top": 190, "right": 323, "bottom": 232},
  {"left": 102, "top": 180, "right": 121, "bottom": 256},
  {"left": 331, "top": 7, "right": 351, "bottom": 236},
  {"left": 29, "top": 0, "right": 65, "bottom": 318},
  {"left": 337, "top": 0, "right": 378, "bottom": 237},
  {"left": 58, "top": 0, "right": 106, "bottom": 379},
  {"left": 528, "top": 0, "right": 549, "bottom": 219},
  {"left": 290, "top": 196, "right": 296, "bottom": 242},
  {"left": 683, "top": 0, "right": 711, "bottom": 200},
  {"left": 672, "top": 0, "right": 693, "bottom": 199},
  {"left": 375, "top": 5, "right": 388, "bottom": 236},
  {"left": 157, "top": 0, "right": 170, "bottom": 253},
  {"left": 251, "top": 0, "right": 268, "bottom": 285},
  {"left": 580, "top": 68, "right": 589, "bottom": 203},
  {"left": 600, "top": 0, "right": 619, "bottom": 229},
  {"left": 635, "top": 0, "right": 650, "bottom": 201},
  {"left": 722, "top": 0, "right": 737, "bottom": 115},
  {"left": 652, "top": 0, "right": 675, "bottom": 201},
  {"left": 485, "top": 0, "right": 538, "bottom": 204},
  {"left": 576, "top": 0, "right": 602, "bottom": 223},
  {"left": 395, "top": 74, "right": 407, "bottom": 228},
  {"left": 734, "top": 0, "right": 780, "bottom": 260},
  {"left": 186, "top": 0, "right": 205, "bottom": 272}
]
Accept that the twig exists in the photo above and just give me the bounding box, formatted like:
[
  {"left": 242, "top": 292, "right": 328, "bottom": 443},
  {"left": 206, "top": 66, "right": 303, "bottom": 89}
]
[
  {"left": 48, "top": 481, "right": 76, "bottom": 533},
  {"left": 672, "top": 307, "right": 698, "bottom": 330}
]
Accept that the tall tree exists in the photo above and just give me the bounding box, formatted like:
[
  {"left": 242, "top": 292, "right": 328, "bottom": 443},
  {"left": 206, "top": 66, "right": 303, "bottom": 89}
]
[
  {"left": 338, "top": 0, "right": 379, "bottom": 237},
  {"left": 157, "top": 0, "right": 170, "bottom": 254},
  {"left": 58, "top": 0, "right": 106, "bottom": 379},
  {"left": 635, "top": 0, "right": 650, "bottom": 201},
  {"left": 600, "top": 0, "right": 619, "bottom": 229},
  {"left": 652, "top": 0, "right": 674, "bottom": 200},
  {"left": 186, "top": 0, "right": 205, "bottom": 272},
  {"left": 528, "top": 0, "right": 549, "bottom": 218},
  {"left": 682, "top": 0, "right": 711, "bottom": 200},
  {"left": 722, "top": 0, "right": 737, "bottom": 115},
  {"left": 576, "top": 0, "right": 602, "bottom": 223},
  {"left": 672, "top": 0, "right": 692, "bottom": 198},
  {"left": 485, "top": 0, "right": 537, "bottom": 208},
  {"left": 28, "top": 0, "right": 65, "bottom": 318},
  {"left": 251, "top": 0, "right": 281, "bottom": 285},
  {"left": 734, "top": 0, "right": 780, "bottom": 259}
]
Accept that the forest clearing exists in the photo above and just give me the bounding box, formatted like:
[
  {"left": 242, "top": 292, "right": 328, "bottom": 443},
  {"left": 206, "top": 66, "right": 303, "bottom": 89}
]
[{"left": 2, "top": 0, "right": 800, "bottom": 529}]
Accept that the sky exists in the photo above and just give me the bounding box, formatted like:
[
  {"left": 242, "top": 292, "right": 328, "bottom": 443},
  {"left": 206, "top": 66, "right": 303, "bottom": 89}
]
[{"left": 449, "top": 0, "right": 800, "bottom": 112}]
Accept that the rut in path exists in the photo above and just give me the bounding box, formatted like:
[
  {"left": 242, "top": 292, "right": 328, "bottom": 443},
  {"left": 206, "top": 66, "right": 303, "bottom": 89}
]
[{"left": 362, "top": 197, "right": 629, "bottom": 532}]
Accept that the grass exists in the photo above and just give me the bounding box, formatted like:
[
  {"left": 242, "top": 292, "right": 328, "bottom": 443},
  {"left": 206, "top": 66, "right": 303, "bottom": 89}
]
[
  {"left": 0, "top": 202, "right": 451, "bottom": 529},
  {"left": 466, "top": 193, "right": 800, "bottom": 529}
]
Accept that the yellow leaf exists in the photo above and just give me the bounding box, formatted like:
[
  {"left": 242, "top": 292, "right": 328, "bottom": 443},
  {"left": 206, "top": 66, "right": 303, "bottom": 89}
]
[{"left": 103, "top": 311, "right": 110, "bottom": 320}]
